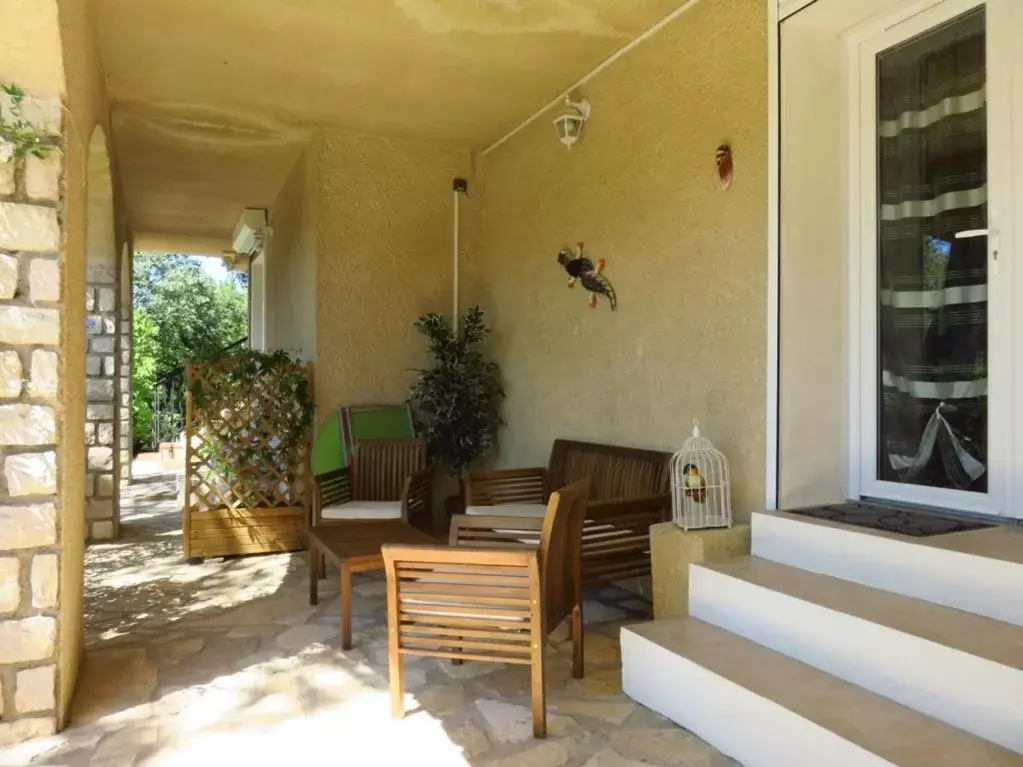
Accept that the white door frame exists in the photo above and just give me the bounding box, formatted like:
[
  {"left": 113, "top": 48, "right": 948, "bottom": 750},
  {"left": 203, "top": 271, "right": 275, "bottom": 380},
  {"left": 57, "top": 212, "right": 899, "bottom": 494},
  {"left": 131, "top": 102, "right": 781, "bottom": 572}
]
[
  {"left": 843, "top": 0, "right": 1018, "bottom": 516},
  {"left": 1009, "top": 0, "right": 1023, "bottom": 519},
  {"left": 766, "top": 0, "right": 781, "bottom": 510}
]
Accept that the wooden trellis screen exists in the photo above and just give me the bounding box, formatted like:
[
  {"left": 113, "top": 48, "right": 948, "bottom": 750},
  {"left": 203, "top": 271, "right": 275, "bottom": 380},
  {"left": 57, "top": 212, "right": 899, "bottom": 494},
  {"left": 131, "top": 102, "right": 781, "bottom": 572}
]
[{"left": 183, "top": 357, "right": 313, "bottom": 559}]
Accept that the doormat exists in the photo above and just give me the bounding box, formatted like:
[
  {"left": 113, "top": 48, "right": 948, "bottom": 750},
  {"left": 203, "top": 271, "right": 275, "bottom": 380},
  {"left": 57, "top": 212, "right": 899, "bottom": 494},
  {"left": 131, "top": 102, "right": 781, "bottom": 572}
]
[{"left": 784, "top": 502, "right": 996, "bottom": 538}]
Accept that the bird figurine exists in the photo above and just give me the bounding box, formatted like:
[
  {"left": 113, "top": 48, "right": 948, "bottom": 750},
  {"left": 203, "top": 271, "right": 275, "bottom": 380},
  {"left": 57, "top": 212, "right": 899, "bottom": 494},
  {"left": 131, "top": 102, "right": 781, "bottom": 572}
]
[
  {"left": 682, "top": 463, "right": 707, "bottom": 503},
  {"left": 557, "top": 242, "right": 618, "bottom": 311}
]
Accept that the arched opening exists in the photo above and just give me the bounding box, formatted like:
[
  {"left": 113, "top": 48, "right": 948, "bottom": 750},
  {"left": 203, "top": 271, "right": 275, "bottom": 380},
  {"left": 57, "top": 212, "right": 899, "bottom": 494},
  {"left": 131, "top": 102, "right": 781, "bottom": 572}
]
[{"left": 84, "top": 125, "right": 120, "bottom": 540}]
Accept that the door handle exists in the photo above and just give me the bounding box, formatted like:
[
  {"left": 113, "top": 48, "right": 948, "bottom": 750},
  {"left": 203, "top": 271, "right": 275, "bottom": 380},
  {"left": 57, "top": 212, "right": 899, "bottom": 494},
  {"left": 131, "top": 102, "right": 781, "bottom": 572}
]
[{"left": 955, "top": 224, "right": 1002, "bottom": 274}]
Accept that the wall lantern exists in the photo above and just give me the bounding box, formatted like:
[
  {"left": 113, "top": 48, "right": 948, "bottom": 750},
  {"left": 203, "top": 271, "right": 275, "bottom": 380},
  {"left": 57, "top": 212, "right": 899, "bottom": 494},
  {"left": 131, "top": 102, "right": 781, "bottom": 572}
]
[{"left": 553, "top": 97, "right": 591, "bottom": 149}]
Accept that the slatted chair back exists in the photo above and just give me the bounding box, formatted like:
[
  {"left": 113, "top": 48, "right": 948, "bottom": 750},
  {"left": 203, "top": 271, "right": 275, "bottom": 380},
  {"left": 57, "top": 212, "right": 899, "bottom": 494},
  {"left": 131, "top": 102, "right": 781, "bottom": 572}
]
[
  {"left": 537, "top": 479, "right": 589, "bottom": 631},
  {"left": 549, "top": 439, "right": 669, "bottom": 501},
  {"left": 351, "top": 438, "right": 427, "bottom": 502},
  {"left": 384, "top": 545, "right": 540, "bottom": 667},
  {"left": 383, "top": 478, "right": 591, "bottom": 738}
]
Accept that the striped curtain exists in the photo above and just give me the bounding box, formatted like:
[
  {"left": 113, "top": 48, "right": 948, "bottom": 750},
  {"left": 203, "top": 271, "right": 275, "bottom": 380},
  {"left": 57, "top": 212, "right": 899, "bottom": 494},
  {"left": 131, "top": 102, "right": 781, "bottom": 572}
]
[{"left": 876, "top": 8, "right": 987, "bottom": 491}]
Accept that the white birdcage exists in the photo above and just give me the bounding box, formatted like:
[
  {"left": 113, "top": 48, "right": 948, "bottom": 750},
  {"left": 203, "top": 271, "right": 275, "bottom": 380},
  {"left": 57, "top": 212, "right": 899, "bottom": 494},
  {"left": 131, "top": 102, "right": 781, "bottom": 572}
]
[{"left": 671, "top": 419, "right": 732, "bottom": 531}]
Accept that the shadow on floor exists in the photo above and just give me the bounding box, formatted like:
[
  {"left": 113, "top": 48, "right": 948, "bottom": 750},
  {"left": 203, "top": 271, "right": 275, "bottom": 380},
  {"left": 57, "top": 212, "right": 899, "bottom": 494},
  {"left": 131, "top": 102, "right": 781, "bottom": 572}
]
[{"left": 0, "top": 475, "right": 736, "bottom": 767}]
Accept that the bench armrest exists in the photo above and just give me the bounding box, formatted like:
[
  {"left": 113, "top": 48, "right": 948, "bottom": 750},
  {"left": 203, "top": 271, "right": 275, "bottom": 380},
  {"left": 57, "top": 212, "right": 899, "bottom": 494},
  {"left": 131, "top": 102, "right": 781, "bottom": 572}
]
[
  {"left": 311, "top": 467, "right": 352, "bottom": 525},
  {"left": 402, "top": 468, "right": 433, "bottom": 531},
  {"left": 586, "top": 493, "right": 671, "bottom": 523}
]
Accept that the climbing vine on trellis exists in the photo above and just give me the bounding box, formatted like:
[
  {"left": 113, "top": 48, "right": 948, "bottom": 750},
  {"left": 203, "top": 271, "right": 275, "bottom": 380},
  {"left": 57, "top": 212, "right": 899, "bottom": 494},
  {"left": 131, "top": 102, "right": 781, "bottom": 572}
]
[
  {"left": 187, "top": 350, "right": 313, "bottom": 510},
  {"left": 0, "top": 84, "right": 55, "bottom": 161}
]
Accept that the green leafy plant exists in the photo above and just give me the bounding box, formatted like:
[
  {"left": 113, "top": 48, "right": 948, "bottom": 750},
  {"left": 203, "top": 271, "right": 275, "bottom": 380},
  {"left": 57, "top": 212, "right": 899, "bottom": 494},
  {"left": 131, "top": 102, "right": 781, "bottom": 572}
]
[
  {"left": 130, "top": 254, "right": 249, "bottom": 451},
  {"left": 0, "top": 84, "right": 54, "bottom": 160},
  {"left": 189, "top": 349, "right": 314, "bottom": 488},
  {"left": 408, "top": 305, "right": 505, "bottom": 475}
]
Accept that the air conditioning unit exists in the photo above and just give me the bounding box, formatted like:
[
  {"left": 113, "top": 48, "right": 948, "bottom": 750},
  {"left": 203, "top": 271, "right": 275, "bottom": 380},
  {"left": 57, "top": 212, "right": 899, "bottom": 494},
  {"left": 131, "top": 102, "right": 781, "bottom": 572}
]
[{"left": 232, "top": 208, "right": 268, "bottom": 256}]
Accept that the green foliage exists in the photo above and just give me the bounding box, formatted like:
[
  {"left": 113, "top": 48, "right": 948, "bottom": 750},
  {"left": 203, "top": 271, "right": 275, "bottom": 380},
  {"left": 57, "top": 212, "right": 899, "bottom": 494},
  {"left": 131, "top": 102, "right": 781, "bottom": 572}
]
[
  {"left": 130, "top": 253, "right": 248, "bottom": 451},
  {"left": 408, "top": 305, "right": 505, "bottom": 476},
  {"left": 0, "top": 84, "right": 54, "bottom": 160},
  {"left": 131, "top": 309, "right": 159, "bottom": 448},
  {"left": 134, "top": 253, "right": 248, "bottom": 375},
  {"left": 189, "top": 349, "right": 314, "bottom": 480}
]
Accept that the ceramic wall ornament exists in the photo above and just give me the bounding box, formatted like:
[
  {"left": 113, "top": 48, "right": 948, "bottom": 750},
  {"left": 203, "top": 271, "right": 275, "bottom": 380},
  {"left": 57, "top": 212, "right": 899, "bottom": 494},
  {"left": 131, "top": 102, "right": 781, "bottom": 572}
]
[
  {"left": 716, "top": 144, "right": 734, "bottom": 190},
  {"left": 557, "top": 242, "right": 617, "bottom": 311}
]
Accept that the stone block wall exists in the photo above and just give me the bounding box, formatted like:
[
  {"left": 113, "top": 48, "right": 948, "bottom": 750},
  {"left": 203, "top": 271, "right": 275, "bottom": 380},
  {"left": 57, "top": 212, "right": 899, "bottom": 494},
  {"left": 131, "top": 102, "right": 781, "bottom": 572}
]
[
  {"left": 0, "top": 114, "right": 64, "bottom": 743},
  {"left": 118, "top": 303, "right": 131, "bottom": 488},
  {"left": 84, "top": 275, "right": 119, "bottom": 540}
]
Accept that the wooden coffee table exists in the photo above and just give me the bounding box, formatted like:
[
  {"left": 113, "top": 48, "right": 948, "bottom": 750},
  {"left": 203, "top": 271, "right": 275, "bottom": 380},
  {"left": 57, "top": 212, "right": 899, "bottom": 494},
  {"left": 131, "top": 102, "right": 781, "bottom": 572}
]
[{"left": 308, "top": 520, "right": 435, "bottom": 650}]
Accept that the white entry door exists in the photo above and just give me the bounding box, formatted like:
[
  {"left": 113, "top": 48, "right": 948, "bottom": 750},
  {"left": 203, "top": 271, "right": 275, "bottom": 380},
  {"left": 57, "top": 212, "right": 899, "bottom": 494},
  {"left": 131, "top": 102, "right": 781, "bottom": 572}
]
[{"left": 847, "top": 0, "right": 1023, "bottom": 517}]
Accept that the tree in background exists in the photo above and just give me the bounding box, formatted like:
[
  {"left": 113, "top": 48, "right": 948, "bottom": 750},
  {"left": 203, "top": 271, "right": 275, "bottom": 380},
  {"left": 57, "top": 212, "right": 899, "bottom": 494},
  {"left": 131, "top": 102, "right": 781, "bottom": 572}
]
[{"left": 131, "top": 253, "right": 248, "bottom": 451}]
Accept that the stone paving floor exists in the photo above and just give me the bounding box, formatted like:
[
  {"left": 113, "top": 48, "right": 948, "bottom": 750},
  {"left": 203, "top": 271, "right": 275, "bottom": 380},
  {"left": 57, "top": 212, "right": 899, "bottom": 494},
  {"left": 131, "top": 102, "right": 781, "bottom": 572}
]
[{"left": 0, "top": 474, "right": 738, "bottom": 766}]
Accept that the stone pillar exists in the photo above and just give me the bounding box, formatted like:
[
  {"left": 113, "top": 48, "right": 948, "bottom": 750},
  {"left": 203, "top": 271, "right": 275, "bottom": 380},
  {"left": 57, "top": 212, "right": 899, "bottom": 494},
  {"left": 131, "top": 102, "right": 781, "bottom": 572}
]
[
  {"left": 650, "top": 521, "right": 751, "bottom": 620},
  {"left": 117, "top": 249, "right": 131, "bottom": 488},
  {"left": 85, "top": 278, "right": 118, "bottom": 540},
  {"left": 0, "top": 102, "right": 63, "bottom": 743}
]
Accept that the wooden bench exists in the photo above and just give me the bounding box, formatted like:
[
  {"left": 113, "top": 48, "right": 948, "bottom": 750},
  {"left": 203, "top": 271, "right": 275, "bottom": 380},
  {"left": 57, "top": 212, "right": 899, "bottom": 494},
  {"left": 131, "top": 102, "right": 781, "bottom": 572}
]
[{"left": 465, "top": 439, "right": 671, "bottom": 586}]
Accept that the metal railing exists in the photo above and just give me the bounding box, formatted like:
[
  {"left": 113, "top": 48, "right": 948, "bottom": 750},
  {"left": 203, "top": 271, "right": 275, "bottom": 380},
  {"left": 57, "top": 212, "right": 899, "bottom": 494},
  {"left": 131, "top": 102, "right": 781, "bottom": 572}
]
[{"left": 149, "top": 336, "right": 247, "bottom": 449}]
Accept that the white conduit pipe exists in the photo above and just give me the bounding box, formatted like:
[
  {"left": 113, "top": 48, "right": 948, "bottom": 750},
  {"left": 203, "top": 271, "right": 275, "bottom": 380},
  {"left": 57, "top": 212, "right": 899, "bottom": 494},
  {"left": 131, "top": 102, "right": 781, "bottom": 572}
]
[
  {"left": 453, "top": 183, "right": 460, "bottom": 333},
  {"left": 480, "top": 0, "right": 705, "bottom": 157}
]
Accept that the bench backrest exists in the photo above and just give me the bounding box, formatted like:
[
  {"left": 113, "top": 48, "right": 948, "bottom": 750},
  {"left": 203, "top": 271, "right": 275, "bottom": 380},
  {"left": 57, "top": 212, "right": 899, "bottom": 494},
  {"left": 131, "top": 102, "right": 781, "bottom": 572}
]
[{"left": 548, "top": 439, "right": 670, "bottom": 502}]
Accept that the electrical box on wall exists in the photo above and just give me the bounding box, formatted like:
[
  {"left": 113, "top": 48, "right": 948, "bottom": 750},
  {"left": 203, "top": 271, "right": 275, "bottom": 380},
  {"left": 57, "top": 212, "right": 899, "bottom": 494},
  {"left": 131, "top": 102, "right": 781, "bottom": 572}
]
[{"left": 232, "top": 208, "right": 268, "bottom": 256}]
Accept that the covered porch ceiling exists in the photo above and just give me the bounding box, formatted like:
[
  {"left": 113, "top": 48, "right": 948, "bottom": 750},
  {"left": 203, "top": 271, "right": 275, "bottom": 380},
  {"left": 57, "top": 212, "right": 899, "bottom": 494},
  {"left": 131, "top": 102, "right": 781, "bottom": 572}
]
[{"left": 93, "top": 0, "right": 683, "bottom": 253}]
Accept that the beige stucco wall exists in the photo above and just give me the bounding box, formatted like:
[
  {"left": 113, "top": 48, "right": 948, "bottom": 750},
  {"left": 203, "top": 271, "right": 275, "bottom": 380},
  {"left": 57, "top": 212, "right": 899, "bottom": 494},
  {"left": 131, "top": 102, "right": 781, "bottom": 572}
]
[
  {"left": 314, "top": 130, "right": 476, "bottom": 417},
  {"left": 474, "top": 0, "right": 768, "bottom": 519},
  {"left": 0, "top": 0, "right": 65, "bottom": 94},
  {"left": 56, "top": 0, "right": 122, "bottom": 719},
  {"left": 266, "top": 147, "right": 318, "bottom": 362}
]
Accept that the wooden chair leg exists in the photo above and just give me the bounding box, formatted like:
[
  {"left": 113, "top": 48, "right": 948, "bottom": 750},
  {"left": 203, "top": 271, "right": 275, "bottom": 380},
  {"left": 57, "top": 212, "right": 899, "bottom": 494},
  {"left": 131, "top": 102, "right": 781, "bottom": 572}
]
[
  {"left": 530, "top": 647, "right": 547, "bottom": 739},
  {"left": 340, "top": 565, "right": 353, "bottom": 651},
  {"left": 319, "top": 552, "right": 327, "bottom": 579},
  {"left": 308, "top": 545, "right": 319, "bottom": 606},
  {"left": 390, "top": 652, "right": 405, "bottom": 720},
  {"left": 571, "top": 604, "right": 584, "bottom": 679},
  {"left": 452, "top": 635, "right": 464, "bottom": 665}
]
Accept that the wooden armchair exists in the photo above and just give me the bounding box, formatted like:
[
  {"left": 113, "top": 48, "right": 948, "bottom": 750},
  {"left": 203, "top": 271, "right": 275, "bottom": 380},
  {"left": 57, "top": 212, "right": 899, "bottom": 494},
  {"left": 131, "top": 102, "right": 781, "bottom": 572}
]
[
  {"left": 465, "top": 439, "right": 671, "bottom": 586},
  {"left": 311, "top": 438, "right": 432, "bottom": 531},
  {"left": 381, "top": 479, "right": 590, "bottom": 739}
]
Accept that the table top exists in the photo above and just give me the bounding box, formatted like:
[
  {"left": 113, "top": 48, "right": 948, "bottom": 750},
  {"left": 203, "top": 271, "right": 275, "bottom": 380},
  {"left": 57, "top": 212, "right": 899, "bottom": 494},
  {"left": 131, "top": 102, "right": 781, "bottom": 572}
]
[{"left": 309, "top": 520, "right": 436, "bottom": 564}]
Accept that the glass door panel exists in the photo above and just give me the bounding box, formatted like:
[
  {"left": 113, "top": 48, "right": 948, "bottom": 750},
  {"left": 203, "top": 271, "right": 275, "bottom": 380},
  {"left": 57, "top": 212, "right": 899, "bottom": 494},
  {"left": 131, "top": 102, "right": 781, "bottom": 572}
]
[{"left": 875, "top": 8, "right": 988, "bottom": 493}]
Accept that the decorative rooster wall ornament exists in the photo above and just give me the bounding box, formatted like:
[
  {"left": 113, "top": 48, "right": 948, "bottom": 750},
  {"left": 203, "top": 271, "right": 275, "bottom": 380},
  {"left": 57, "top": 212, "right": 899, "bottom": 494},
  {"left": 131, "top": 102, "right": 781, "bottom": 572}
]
[
  {"left": 716, "top": 144, "right": 734, "bottom": 191},
  {"left": 557, "top": 242, "right": 617, "bottom": 311}
]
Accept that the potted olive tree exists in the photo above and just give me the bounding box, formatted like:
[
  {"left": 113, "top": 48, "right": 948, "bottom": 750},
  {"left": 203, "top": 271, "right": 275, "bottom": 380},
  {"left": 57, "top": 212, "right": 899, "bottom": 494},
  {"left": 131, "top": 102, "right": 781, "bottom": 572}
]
[{"left": 408, "top": 305, "right": 505, "bottom": 519}]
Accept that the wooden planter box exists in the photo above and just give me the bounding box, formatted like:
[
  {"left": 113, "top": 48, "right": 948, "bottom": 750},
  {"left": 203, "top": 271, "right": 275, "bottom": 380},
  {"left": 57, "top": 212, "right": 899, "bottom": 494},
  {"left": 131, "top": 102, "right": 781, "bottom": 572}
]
[
  {"left": 183, "top": 358, "right": 313, "bottom": 560},
  {"left": 184, "top": 506, "right": 307, "bottom": 559}
]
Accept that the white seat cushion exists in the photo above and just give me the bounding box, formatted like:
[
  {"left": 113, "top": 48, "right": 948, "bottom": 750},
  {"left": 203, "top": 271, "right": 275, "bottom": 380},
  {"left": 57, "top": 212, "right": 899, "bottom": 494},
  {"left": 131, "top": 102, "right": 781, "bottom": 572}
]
[
  {"left": 465, "top": 503, "right": 547, "bottom": 519},
  {"left": 321, "top": 500, "right": 402, "bottom": 521}
]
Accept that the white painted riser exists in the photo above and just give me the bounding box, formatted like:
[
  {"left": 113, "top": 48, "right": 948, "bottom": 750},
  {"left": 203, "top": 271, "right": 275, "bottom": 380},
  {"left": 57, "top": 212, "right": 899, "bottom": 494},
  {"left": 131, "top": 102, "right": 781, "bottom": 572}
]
[
  {"left": 752, "top": 512, "right": 1023, "bottom": 628},
  {"left": 620, "top": 629, "right": 896, "bottom": 767},
  {"left": 689, "top": 564, "right": 1023, "bottom": 755}
]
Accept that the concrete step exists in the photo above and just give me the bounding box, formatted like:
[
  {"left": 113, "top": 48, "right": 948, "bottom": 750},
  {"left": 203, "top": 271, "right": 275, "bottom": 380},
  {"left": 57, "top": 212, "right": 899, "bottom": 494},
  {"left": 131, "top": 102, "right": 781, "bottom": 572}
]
[
  {"left": 751, "top": 510, "right": 1023, "bottom": 627},
  {"left": 690, "top": 556, "right": 1023, "bottom": 753},
  {"left": 621, "top": 618, "right": 1021, "bottom": 767}
]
